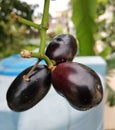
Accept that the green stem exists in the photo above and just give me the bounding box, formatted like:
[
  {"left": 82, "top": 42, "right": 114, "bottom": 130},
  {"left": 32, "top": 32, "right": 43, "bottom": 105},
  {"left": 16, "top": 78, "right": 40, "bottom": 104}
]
[
  {"left": 15, "top": 0, "right": 53, "bottom": 67},
  {"left": 18, "top": 17, "right": 40, "bottom": 29},
  {"left": 11, "top": 12, "right": 40, "bottom": 29},
  {"left": 31, "top": 52, "right": 53, "bottom": 67},
  {"left": 39, "top": 0, "right": 50, "bottom": 54}
]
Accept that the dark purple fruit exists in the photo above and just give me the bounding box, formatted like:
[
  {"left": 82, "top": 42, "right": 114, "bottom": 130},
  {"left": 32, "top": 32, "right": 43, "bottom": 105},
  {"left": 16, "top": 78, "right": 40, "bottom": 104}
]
[
  {"left": 6, "top": 65, "right": 51, "bottom": 112},
  {"left": 51, "top": 62, "right": 103, "bottom": 111},
  {"left": 46, "top": 34, "right": 77, "bottom": 64}
]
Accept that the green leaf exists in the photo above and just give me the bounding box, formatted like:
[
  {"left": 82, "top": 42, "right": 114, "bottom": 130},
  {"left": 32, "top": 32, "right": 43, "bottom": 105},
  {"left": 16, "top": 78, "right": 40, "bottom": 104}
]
[{"left": 71, "top": 0, "right": 97, "bottom": 56}]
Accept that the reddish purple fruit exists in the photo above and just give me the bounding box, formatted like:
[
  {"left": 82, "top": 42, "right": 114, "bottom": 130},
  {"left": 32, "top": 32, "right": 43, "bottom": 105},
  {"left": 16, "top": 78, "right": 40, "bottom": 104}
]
[
  {"left": 46, "top": 34, "right": 77, "bottom": 64},
  {"left": 51, "top": 62, "right": 103, "bottom": 111},
  {"left": 6, "top": 65, "right": 51, "bottom": 112}
]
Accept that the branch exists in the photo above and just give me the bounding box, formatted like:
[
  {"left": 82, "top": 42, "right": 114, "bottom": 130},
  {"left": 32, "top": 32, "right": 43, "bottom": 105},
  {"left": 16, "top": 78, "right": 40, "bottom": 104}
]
[{"left": 11, "top": 12, "right": 40, "bottom": 29}]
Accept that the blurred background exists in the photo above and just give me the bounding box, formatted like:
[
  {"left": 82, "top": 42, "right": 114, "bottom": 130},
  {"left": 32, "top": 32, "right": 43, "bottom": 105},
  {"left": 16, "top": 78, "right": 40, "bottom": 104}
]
[{"left": 0, "top": 0, "right": 115, "bottom": 129}]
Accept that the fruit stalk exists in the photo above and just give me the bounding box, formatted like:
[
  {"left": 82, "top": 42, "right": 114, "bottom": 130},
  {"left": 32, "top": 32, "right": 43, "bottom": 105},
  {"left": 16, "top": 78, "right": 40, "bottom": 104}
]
[
  {"left": 13, "top": 0, "right": 53, "bottom": 67},
  {"left": 31, "top": 52, "right": 54, "bottom": 67},
  {"left": 20, "top": 49, "right": 53, "bottom": 67},
  {"left": 39, "top": 0, "right": 50, "bottom": 54},
  {"left": 11, "top": 12, "right": 40, "bottom": 29}
]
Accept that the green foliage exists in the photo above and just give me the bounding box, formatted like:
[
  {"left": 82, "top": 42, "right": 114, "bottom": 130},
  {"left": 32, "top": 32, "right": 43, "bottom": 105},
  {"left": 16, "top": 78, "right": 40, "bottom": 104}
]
[
  {"left": 106, "top": 53, "right": 115, "bottom": 70},
  {"left": 71, "top": 0, "right": 97, "bottom": 56},
  {"left": 0, "top": 0, "right": 35, "bottom": 58},
  {"left": 96, "top": 0, "right": 115, "bottom": 106},
  {"left": 0, "top": 15, "right": 27, "bottom": 58},
  {"left": 97, "top": 0, "right": 108, "bottom": 3},
  {"left": 107, "top": 85, "right": 115, "bottom": 106},
  {"left": 0, "top": 0, "right": 34, "bottom": 21},
  {"left": 96, "top": 0, "right": 115, "bottom": 69},
  {"left": 99, "top": 45, "right": 112, "bottom": 59}
]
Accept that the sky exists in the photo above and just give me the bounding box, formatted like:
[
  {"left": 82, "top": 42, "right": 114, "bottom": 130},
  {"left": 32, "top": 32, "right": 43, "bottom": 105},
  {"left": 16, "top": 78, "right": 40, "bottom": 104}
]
[{"left": 20, "top": 0, "right": 70, "bottom": 17}]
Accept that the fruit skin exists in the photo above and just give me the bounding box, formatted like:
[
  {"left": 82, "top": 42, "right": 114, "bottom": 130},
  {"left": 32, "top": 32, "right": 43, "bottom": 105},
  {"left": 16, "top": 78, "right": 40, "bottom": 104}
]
[
  {"left": 6, "top": 65, "right": 51, "bottom": 112},
  {"left": 46, "top": 34, "right": 77, "bottom": 64},
  {"left": 51, "top": 62, "right": 103, "bottom": 111}
]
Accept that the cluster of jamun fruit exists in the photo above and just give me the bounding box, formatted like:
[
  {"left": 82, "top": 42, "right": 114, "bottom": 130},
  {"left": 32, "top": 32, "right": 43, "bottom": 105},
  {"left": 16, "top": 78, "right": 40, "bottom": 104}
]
[{"left": 6, "top": 34, "right": 103, "bottom": 112}]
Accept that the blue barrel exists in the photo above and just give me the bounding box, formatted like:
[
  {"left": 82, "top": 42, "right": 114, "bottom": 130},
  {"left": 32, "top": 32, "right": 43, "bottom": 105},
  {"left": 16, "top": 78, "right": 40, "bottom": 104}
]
[{"left": 0, "top": 54, "right": 45, "bottom": 130}]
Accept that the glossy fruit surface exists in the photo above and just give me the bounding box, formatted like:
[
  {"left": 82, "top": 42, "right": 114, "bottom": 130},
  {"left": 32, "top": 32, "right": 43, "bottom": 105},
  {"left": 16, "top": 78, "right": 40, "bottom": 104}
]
[
  {"left": 46, "top": 34, "right": 77, "bottom": 64},
  {"left": 6, "top": 65, "right": 51, "bottom": 112},
  {"left": 51, "top": 62, "right": 103, "bottom": 111}
]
